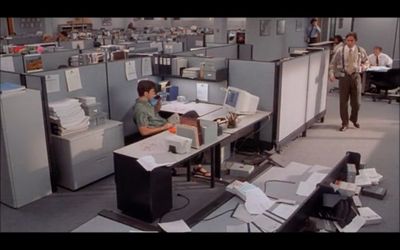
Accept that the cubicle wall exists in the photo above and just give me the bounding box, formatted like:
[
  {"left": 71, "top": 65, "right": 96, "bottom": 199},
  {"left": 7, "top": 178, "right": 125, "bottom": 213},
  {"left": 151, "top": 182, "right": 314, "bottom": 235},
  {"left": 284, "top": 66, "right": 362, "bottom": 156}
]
[
  {"left": 277, "top": 56, "right": 309, "bottom": 143},
  {"left": 59, "top": 40, "right": 94, "bottom": 50},
  {"left": 0, "top": 70, "right": 24, "bottom": 85},
  {"left": 228, "top": 60, "right": 276, "bottom": 143},
  {"left": 107, "top": 58, "right": 160, "bottom": 137},
  {"left": 0, "top": 55, "right": 25, "bottom": 73},
  {"left": 5, "top": 35, "right": 42, "bottom": 45},
  {"left": 206, "top": 44, "right": 237, "bottom": 59},
  {"left": 165, "top": 77, "right": 227, "bottom": 105},
  {"left": 305, "top": 50, "right": 329, "bottom": 123},
  {"left": 33, "top": 63, "right": 109, "bottom": 116},
  {"left": 238, "top": 44, "right": 253, "bottom": 60},
  {"left": 41, "top": 49, "right": 79, "bottom": 71}
]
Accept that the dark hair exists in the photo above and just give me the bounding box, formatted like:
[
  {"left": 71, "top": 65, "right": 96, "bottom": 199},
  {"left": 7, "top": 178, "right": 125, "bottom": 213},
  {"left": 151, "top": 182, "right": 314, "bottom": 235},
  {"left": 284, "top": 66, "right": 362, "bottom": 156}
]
[
  {"left": 345, "top": 32, "right": 358, "bottom": 41},
  {"left": 137, "top": 80, "right": 156, "bottom": 97},
  {"left": 311, "top": 18, "right": 318, "bottom": 24},
  {"left": 374, "top": 46, "right": 382, "bottom": 51},
  {"left": 334, "top": 35, "right": 343, "bottom": 43}
]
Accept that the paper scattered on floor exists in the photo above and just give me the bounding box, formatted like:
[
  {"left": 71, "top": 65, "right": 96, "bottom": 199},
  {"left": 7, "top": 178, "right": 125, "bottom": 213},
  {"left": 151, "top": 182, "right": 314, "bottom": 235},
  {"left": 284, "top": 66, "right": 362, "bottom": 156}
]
[
  {"left": 357, "top": 207, "right": 382, "bottom": 225},
  {"left": 252, "top": 214, "right": 282, "bottom": 232},
  {"left": 285, "top": 162, "right": 312, "bottom": 176},
  {"left": 226, "top": 223, "right": 249, "bottom": 232},
  {"left": 334, "top": 215, "right": 366, "bottom": 232},
  {"left": 158, "top": 219, "right": 191, "bottom": 232},
  {"left": 232, "top": 204, "right": 256, "bottom": 223},
  {"left": 296, "top": 181, "right": 315, "bottom": 196},
  {"left": 271, "top": 203, "right": 299, "bottom": 220},
  {"left": 244, "top": 188, "right": 274, "bottom": 215}
]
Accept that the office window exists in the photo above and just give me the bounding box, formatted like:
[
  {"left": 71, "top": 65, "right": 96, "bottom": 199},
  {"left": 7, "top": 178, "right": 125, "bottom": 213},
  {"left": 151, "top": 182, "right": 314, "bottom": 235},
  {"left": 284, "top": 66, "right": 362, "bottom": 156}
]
[
  {"left": 260, "top": 20, "right": 271, "bottom": 36},
  {"left": 277, "top": 19, "right": 285, "bottom": 35}
]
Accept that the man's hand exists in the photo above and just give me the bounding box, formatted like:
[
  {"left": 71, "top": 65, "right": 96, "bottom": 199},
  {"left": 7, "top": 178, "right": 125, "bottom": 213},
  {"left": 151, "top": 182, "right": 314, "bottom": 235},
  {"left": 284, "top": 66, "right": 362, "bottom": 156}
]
[
  {"left": 329, "top": 75, "right": 336, "bottom": 82},
  {"left": 162, "top": 123, "right": 174, "bottom": 130}
]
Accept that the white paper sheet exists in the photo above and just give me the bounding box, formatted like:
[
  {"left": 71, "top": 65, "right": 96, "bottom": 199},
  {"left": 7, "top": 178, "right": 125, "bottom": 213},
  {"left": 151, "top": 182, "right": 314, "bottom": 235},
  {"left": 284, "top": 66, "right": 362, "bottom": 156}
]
[
  {"left": 271, "top": 203, "right": 299, "bottom": 220},
  {"left": 65, "top": 68, "right": 82, "bottom": 92},
  {"left": 137, "top": 153, "right": 177, "bottom": 171},
  {"left": 226, "top": 223, "right": 249, "bottom": 232},
  {"left": 141, "top": 57, "right": 152, "bottom": 76},
  {"left": 305, "top": 172, "right": 327, "bottom": 185},
  {"left": 296, "top": 181, "right": 316, "bottom": 196},
  {"left": 125, "top": 60, "right": 137, "bottom": 81},
  {"left": 285, "top": 161, "right": 312, "bottom": 176},
  {"left": 252, "top": 214, "right": 281, "bottom": 232},
  {"left": 196, "top": 83, "right": 208, "bottom": 102},
  {"left": 158, "top": 219, "right": 191, "bottom": 232},
  {"left": 232, "top": 204, "right": 256, "bottom": 223},
  {"left": 334, "top": 215, "right": 366, "bottom": 232},
  {"left": 244, "top": 188, "right": 274, "bottom": 215},
  {"left": 0, "top": 56, "right": 15, "bottom": 72},
  {"left": 45, "top": 74, "right": 60, "bottom": 93}
]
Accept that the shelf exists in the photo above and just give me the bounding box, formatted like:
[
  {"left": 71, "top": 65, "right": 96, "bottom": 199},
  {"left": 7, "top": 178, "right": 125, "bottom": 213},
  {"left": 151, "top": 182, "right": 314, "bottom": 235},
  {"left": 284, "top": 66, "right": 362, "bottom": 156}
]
[{"left": 162, "top": 74, "right": 227, "bottom": 83}]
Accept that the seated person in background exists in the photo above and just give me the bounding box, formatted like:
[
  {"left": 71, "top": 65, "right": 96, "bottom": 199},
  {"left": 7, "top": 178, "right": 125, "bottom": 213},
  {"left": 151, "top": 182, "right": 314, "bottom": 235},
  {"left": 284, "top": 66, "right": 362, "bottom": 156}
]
[
  {"left": 332, "top": 35, "right": 344, "bottom": 56},
  {"left": 133, "top": 80, "right": 173, "bottom": 137},
  {"left": 368, "top": 46, "right": 393, "bottom": 68},
  {"left": 57, "top": 31, "right": 69, "bottom": 42}
]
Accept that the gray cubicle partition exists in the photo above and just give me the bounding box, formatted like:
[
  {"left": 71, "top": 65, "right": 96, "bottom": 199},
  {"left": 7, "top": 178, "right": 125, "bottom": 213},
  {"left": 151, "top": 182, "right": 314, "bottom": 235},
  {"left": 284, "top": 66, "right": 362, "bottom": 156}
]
[
  {"left": 178, "top": 34, "right": 205, "bottom": 51},
  {"left": 305, "top": 50, "right": 329, "bottom": 124},
  {"left": 0, "top": 70, "right": 23, "bottom": 85},
  {"left": 238, "top": 44, "right": 253, "bottom": 60},
  {"left": 0, "top": 55, "right": 25, "bottom": 73},
  {"left": 40, "top": 49, "right": 79, "bottom": 71},
  {"left": 33, "top": 63, "right": 109, "bottom": 116},
  {"left": 5, "top": 35, "right": 42, "bottom": 45},
  {"left": 228, "top": 60, "right": 276, "bottom": 144},
  {"left": 276, "top": 56, "right": 309, "bottom": 144},
  {"left": 173, "top": 48, "right": 207, "bottom": 57},
  {"left": 106, "top": 58, "right": 160, "bottom": 137},
  {"left": 206, "top": 44, "right": 238, "bottom": 59}
]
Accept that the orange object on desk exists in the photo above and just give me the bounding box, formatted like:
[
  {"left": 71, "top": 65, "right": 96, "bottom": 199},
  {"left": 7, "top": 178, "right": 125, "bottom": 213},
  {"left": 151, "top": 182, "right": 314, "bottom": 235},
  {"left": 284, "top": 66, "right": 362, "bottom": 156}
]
[{"left": 168, "top": 126, "right": 176, "bottom": 134}]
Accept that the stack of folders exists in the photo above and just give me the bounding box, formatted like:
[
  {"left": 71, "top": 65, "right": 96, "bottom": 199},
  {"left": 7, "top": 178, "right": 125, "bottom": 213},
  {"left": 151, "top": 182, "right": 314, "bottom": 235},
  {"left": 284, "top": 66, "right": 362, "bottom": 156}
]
[
  {"left": 48, "top": 98, "right": 89, "bottom": 136},
  {"left": 182, "top": 67, "right": 200, "bottom": 79}
]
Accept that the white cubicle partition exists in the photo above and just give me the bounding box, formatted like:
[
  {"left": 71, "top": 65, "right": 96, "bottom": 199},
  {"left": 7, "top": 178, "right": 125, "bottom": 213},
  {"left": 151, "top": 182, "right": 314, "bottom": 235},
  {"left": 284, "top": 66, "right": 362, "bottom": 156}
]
[
  {"left": 277, "top": 56, "right": 309, "bottom": 142},
  {"left": 306, "top": 50, "right": 329, "bottom": 122}
]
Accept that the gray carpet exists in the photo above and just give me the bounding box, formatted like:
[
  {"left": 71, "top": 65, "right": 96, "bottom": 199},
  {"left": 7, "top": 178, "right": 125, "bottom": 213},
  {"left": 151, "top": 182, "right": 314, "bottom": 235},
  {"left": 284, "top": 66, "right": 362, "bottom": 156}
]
[{"left": 1, "top": 93, "right": 399, "bottom": 232}]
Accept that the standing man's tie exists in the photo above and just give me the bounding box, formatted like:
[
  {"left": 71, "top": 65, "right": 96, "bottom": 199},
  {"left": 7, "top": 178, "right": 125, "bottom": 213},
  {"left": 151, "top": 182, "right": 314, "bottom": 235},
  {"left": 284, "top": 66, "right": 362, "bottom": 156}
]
[
  {"left": 347, "top": 48, "right": 355, "bottom": 74},
  {"left": 376, "top": 55, "right": 379, "bottom": 66}
]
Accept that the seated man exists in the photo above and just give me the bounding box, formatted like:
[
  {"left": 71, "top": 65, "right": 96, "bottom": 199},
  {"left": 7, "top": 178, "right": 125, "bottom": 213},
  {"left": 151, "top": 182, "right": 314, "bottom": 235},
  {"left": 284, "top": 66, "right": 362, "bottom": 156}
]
[
  {"left": 133, "top": 80, "right": 173, "bottom": 137},
  {"left": 368, "top": 46, "right": 393, "bottom": 68}
]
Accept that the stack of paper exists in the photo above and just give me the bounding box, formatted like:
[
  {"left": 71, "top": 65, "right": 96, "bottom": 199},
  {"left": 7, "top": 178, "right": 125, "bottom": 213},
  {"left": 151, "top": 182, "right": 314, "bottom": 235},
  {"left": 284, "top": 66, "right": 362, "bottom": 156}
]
[
  {"left": 182, "top": 67, "right": 200, "bottom": 79},
  {"left": 0, "top": 82, "right": 26, "bottom": 95},
  {"left": 357, "top": 207, "right": 382, "bottom": 225},
  {"left": 75, "top": 96, "right": 96, "bottom": 106},
  {"left": 48, "top": 98, "right": 89, "bottom": 136}
]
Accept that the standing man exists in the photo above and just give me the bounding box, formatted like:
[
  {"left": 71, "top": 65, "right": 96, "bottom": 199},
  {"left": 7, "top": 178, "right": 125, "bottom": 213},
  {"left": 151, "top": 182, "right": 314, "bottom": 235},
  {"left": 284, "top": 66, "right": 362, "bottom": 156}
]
[
  {"left": 306, "top": 18, "right": 321, "bottom": 44},
  {"left": 329, "top": 32, "right": 370, "bottom": 131},
  {"left": 368, "top": 46, "right": 393, "bottom": 68}
]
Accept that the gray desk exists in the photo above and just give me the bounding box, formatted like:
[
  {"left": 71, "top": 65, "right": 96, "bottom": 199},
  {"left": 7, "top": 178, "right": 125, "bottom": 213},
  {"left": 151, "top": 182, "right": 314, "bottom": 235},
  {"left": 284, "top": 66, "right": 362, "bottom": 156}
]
[
  {"left": 191, "top": 164, "right": 331, "bottom": 232},
  {"left": 160, "top": 101, "right": 222, "bottom": 117}
]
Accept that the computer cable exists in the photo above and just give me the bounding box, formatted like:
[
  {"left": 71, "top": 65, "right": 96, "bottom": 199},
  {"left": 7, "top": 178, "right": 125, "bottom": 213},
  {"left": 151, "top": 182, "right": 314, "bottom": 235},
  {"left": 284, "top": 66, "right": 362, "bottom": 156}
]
[
  {"left": 201, "top": 208, "right": 236, "bottom": 222},
  {"left": 158, "top": 193, "right": 190, "bottom": 223}
]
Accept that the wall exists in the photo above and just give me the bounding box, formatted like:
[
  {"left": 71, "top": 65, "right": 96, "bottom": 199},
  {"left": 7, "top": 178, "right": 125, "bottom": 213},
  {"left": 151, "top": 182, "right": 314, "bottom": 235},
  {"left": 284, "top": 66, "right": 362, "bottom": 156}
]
[
  {"left": 43, "top": 18, "right": 128, "bottom": 35},
  {"left": 334, "top": 17, "right": 352, "bottom": 37},
  {"left": 1, "top": 18, "right": 9, "bottom": 36},
  {"left": 353, "top": 18, "right": 399, "bottom": 60},
  {"left": 246, "top": 17, "right": 308, "bottom": 61}
]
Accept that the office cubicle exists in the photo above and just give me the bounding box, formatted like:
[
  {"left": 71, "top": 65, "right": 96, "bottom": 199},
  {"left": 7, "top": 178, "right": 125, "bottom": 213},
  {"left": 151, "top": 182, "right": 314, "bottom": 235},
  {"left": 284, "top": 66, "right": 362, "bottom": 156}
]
[
  {"left": 206, "top": 44, "right": 238, "bottom": 59},
  {"left": 106, "top": 57, "right": 160, "bottom": 138},
  {"left": 228, "top": 59, "right": 276, "bottom": 146},
  {"left": 0, "top": 54, "right": 25, "bottom": 73},
  {"left": 40, "top": 49, "right": 79, "bottom": 71}
]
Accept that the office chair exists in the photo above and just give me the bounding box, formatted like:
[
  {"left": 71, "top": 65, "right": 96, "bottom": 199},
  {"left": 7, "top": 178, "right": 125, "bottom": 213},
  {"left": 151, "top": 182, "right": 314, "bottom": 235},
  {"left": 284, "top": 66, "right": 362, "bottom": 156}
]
[{"left": 370, "top": 68, "right": 400, "bottom": 104}]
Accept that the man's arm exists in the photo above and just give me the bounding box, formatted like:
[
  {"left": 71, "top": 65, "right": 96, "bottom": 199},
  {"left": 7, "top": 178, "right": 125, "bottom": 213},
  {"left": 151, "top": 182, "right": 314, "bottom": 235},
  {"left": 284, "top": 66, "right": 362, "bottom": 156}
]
[
  {"left": 138, "top": 123, "right": 173, "bottom": 137},
  {"left": 329, "top": 49, "right": 340, "bottom": 81}
]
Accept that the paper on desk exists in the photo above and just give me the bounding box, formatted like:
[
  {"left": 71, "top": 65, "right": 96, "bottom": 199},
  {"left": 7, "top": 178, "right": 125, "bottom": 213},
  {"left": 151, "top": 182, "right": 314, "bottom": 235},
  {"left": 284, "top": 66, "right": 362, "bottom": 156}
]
[
  {"left": 137, "top": 153, "right": 176, "bottom": 171},
  {"left": 65, "top": 68, "right": 82, "bottom": 92},
  {"left": 232, "top": 204, "right": 257, "bottom": 223},
  {"left": 285, "top": 162, "right": 312, "bottom": 176},
  {"left": 252, "top": 214, "right": 282, "bottom": 232},
  {"left": 244, "top": 188, "right": 274, "bottom": 215},
  {"left": 226, "top": 223, "right": 249, "bottom": 232},
  {"left": 158, "top": 219, "right": 191, "bottom": 232},
  {"left": 141, "top": 57, "right": 152, "bottom": 76},
  {"left": 308, "top": 164, "right": 331, "bottom": 173},
  {"left": 271, "top": 203, "right": 299, "bottom": 220},
  {"left": 334, "top": 215, "right": 366, "bottom": 232},
  {"left": 125, "top": 60, "right": 137, "bottom": 81},
  {"left": 196, "top": 83, "right": 208, "bottom": 102},
  {"left": 0, "top": 56, "right": 15, "bottom": 72},
  {"left": 45, "top": 74, "right": 60, "bottom": 93}
]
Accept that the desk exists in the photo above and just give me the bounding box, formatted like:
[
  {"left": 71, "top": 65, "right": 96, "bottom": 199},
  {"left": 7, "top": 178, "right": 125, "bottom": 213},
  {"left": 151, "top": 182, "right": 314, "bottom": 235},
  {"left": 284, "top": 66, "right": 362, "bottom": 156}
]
[
  {"left": 160, "top": 101, "right": 222, "bottom": 117},
  {"left": 362, "top": 67, "right": 390, "bottom": 94}
]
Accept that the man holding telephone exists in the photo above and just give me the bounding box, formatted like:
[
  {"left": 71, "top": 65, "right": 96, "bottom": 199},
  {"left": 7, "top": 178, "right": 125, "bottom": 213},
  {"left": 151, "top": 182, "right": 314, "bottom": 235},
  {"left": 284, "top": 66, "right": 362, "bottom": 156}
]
[{"left": 133, "top": 80, "right": 174, "bottom": 137}]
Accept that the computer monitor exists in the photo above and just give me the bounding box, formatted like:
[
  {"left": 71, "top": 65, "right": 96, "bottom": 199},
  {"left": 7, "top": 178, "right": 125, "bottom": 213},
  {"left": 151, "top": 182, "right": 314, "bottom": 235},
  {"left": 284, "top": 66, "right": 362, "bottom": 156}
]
[{"left": 223, "top": 86, "right": 259, "bottom": 114}]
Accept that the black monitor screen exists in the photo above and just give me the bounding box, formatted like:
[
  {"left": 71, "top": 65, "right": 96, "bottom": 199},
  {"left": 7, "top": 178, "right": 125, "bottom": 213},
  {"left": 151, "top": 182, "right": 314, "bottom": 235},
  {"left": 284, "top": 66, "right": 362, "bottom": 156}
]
[{"left": 225, "top": 89, "right": 239, "bottom": 107}]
